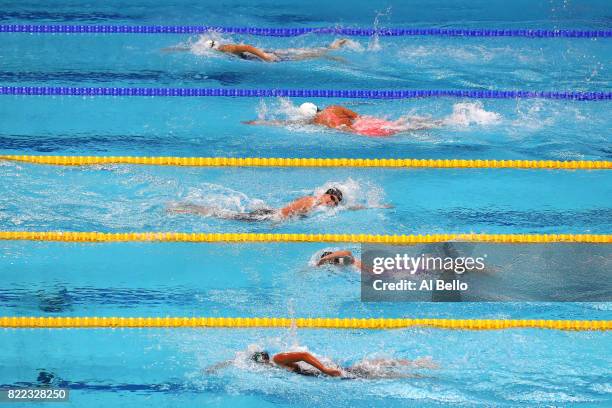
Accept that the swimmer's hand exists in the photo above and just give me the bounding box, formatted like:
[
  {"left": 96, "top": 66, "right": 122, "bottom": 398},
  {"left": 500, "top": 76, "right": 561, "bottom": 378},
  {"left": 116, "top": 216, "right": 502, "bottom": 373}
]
[
  {"left": 324, "top": 368, "right": 342, "bottom": 377},
  {"left": 328, "top": 38, "right": 351, "bottom": 49},
  {"left": 264, "top": 53, "right": 280, "bottom": 62}
]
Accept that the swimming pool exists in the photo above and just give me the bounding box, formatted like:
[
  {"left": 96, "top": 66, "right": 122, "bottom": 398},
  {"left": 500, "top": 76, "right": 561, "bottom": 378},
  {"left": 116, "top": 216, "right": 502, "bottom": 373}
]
[
  {"left": 1, "top": 163, "right": 611, "bottom": 234},
  {"left": 2, "top": 328, "right": 611, "bottom": 407},
  {"left": 1, "top": 0, "right": 611, "bottom": 406}
]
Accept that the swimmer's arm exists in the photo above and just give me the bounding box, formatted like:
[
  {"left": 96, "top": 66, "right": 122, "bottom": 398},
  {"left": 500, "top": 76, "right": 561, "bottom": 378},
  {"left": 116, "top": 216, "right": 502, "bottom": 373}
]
[
  {"left": 221, "top": 45, "right": 277, "bottom": 62},
  {"left": 273, "top": 352, "right": 341, "bottom": 377},
  {"left": 279, "top": 196, "right": 314, "bottom": 218}
]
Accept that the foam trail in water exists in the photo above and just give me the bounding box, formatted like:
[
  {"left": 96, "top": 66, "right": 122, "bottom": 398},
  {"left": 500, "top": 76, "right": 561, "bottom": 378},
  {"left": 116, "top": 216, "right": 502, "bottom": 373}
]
[{"left": 168, "top": 183, "right": 267, "bottom": 215}]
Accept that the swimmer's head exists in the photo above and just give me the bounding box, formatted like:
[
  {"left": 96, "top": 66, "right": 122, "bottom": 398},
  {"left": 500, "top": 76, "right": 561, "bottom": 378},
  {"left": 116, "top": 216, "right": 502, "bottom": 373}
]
[
  {"left": 323, "top": 187, "right": 343, "bottom": 207},
  {"left": 204, "top": 39, "right": 220, "bottom": 50},
  {"left": 320, "top": 251, "right": 340, "bottom": 265},
  {"left": 320, "top": 250, "right": 353, "bottom": 266},
  {"left": 299, "top": 102, "right": 320, "bottom": 119},
  {"left": 250, "top": 351, "right": 270, "bottom": 364}
]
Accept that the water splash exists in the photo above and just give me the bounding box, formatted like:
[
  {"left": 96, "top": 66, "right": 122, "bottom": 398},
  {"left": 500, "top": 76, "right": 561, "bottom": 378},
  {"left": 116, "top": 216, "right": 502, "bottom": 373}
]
[
  {"left": 314, "top": 178, "right": 386, "bottom": 209},
  {"left": 168, "top": 33, "right": 235, "bottom": 57},
  {"left": 170, "top": 183, "right": 268, "bottom": 214},
  {"left": 368, "top": 7, "right": 392, "bottom": 51},
  {"left": 442, "top": 102, "right": 502, "bottom": 127}
]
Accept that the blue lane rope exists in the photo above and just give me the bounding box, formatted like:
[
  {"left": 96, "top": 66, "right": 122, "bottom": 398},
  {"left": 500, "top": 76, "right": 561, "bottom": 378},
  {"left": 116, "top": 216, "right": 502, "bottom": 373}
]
[
  {"left": 0, "top": 86, "right": 610, "bottom": 100},
  {"left": 1, "top": 24, "right": 610, "bottom": 38}
]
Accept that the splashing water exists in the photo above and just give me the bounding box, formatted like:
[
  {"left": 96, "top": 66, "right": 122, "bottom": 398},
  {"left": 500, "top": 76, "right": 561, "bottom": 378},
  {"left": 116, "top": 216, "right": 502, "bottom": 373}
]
[
  {"left": 175, "top": 33, "right": 235, "bottom": 57},
  {"left": 442, "top": 102, "right": 502, "bottom": 127},
  {"left": 170, "top": 183, "right": 268, "bottom": 213},
  {"left": 368, "top": 7, "right": 392, "bottom": 51},
  {"left": 314, "top": 178, "right": 386, "bottom": 209},
  {"left": 255, "top": 98, "right": 321, "bottom": 132},
  {"left": 257, "top": 98, "right": 308, "bottom": 121}
]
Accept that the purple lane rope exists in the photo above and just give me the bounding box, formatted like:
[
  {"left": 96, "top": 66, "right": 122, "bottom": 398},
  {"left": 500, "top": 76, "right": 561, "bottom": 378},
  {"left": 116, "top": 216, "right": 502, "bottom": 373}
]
[
  {"left": 0, "top": 86, "right": 610, "bottom": 100},
  {"left": 1, "top": 25, "right": 610, "bottom": 38}
]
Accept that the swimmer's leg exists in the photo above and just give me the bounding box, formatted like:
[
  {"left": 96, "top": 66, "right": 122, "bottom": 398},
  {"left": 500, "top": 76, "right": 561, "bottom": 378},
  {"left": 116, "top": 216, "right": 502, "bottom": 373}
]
[
  {"left": 204, "top": 360, "right": 233, "bottom": 374},
  {"left": 166, "top": 203, "right": 217, "bottom": 216},
  {"left": 169, "top": 204, "right": 276, "bottom": 222},
  {"left": 406, "top": 117, "right": 445, "bottom": 130},
  {"left": 354, "top": 357, "right": 439, "bottom": 369},
  {"left": 288, "top": 39, "right": 351, "bottom": 61},
  {"left": 161, "top": 46, "right": 191, "bottom": 53},
  {"left": 166, "top": 203, "right": 244, "bottom": 219},
  {"left": 320, "top": 55, "right": 348, "bottom": 63},
  {"left": 370, "top": 358, "right": 438, "bottom": 369}
]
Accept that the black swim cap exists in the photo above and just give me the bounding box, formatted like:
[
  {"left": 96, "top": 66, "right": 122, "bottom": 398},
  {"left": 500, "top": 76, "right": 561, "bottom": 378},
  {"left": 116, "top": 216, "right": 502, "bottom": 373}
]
[
  {"left": 325, "top": 187, "right": 343, "bottom": 202},
  {"left": 251, "top": 351, "right": 270, "bottom": 363},
  {"left": 320, "top": 251, "right": 333, "bottom": 259}
]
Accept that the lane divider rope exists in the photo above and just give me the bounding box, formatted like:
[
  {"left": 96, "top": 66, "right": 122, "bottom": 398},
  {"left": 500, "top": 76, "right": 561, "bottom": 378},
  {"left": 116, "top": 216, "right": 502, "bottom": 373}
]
[
  {"left": 1, "top": 155, "right": 610, "bottom": 170},
  {"left": 0, "top": 317, "right": 608, "bottom": 330},
  {"left": 0, "top": 232, "right": 609, "bottom": 244},
  {"left": 1, "top": 25, "right": 610, "bottom": 38},
  {"left": 1, "top": 86, "right": 610, "bottom": 100}
]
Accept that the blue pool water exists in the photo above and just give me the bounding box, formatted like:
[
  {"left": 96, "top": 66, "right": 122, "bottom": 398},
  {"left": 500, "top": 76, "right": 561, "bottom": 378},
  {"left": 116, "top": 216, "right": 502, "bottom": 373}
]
[
  {"left": 1, "top": 0, "right": 611, "bottom": 406},
  {"left": 1, "top": 328, "right": 611, "bottom": 407},
  {"left": 1, "top": 162, "right": 611, "bottom": 234}
]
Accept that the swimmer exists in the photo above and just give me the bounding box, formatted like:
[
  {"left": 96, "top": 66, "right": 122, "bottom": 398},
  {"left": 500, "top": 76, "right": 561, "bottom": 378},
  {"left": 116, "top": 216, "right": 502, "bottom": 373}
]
[
  {"left": 163, "top": 38, "right": 352, "bottom": 62},
  {"left": 232, "top": 350, "right": 438, "bottom": 379},
  {"left": 317, "top": 250, "right": 363, "bottom": 271},
  {"left": 168, "top": 187, "right": 390, "bottom": 221},
  {"left": 245, "top": 102, "right": 444, "bottom": 137}
]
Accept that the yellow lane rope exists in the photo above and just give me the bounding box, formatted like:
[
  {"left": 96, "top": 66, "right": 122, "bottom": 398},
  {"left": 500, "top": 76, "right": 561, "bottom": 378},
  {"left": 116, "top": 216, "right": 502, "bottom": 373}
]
[
  {"left": 1, "top": 155, "right": 610, "bottom": 170},
  {"left": 0, "top": 232, "right": 610, "bottom": 243},
  {"left": 0, "top": 317, "right": 609, "bottom": 330}
]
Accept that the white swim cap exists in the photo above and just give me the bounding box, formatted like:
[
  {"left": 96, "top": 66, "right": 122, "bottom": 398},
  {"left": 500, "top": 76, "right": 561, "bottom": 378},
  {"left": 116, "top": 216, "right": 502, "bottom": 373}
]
[
  {"left": 204, "top": 39, "right": 220, "bottom": 50},
  {"left": 299, "top": 102, "right": 319, "bottom": 118}
]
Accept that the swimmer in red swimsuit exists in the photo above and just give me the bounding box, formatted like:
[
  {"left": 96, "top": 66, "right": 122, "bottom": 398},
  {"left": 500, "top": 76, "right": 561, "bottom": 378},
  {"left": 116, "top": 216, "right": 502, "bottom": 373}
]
[{"left": 245, "top": 102, "right": 443, "bottom": 136}]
